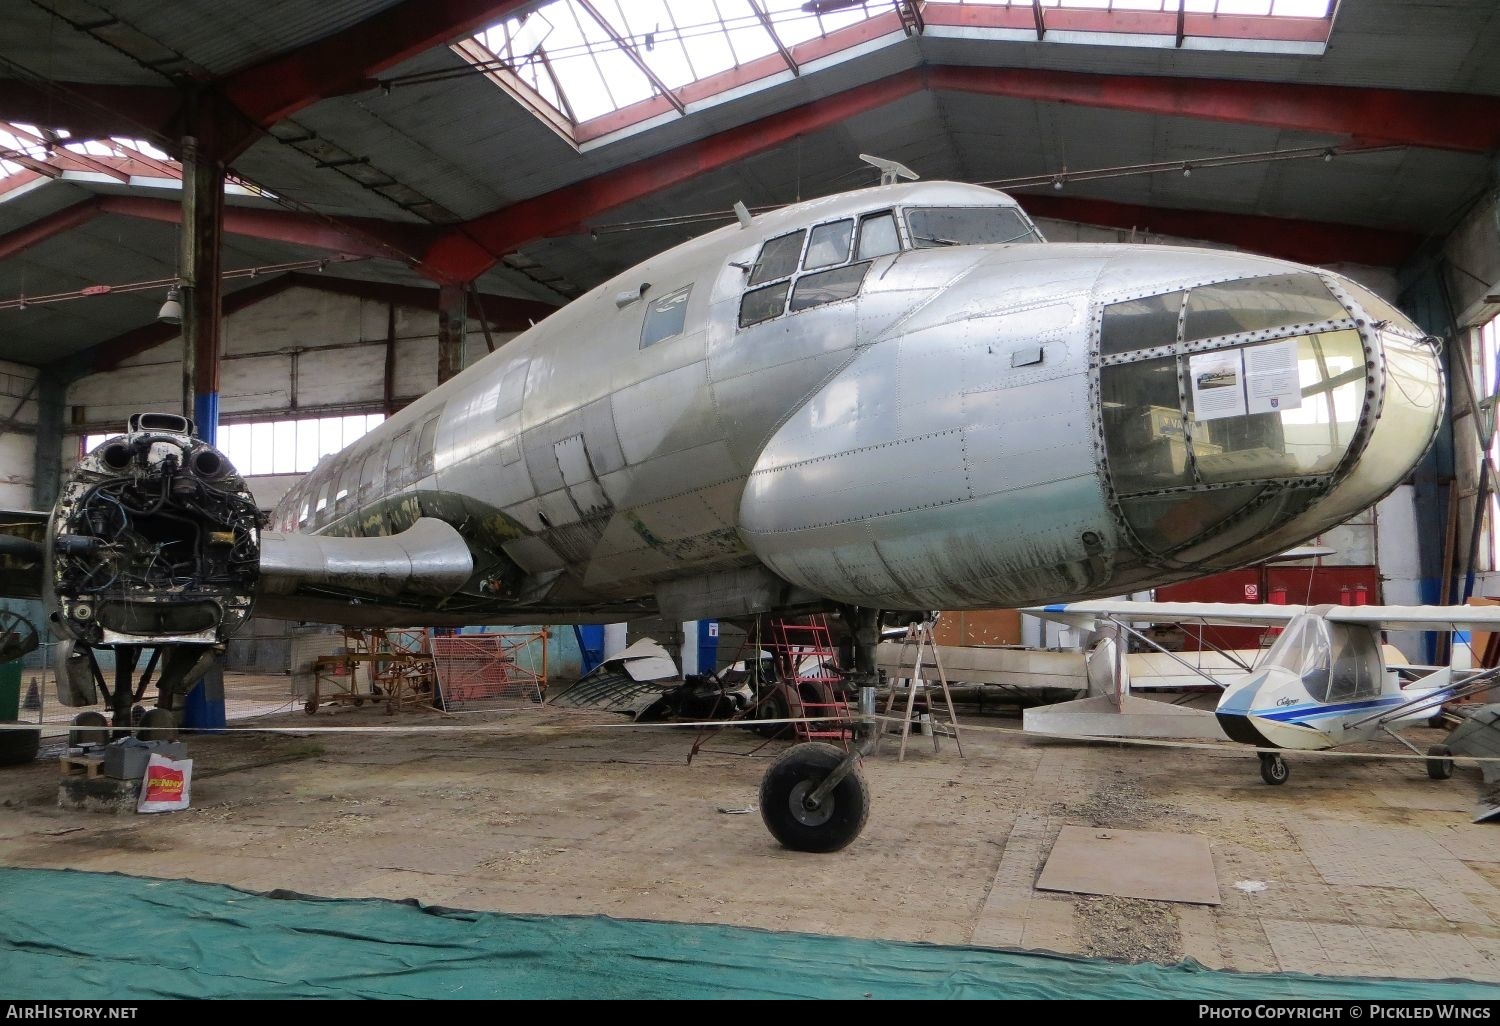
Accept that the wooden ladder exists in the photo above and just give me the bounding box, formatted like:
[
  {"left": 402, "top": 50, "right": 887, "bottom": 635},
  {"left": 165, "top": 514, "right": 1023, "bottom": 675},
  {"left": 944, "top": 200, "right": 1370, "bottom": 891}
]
[{"left": 879, "top": 616, "right": 964, "bottom": 762}]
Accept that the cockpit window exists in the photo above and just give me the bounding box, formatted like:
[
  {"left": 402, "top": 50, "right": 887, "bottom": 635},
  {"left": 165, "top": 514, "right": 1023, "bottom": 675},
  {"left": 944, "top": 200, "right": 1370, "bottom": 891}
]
[
  {"left": 791, "top": 263, "right": 869, "bottom": 312},
  {"left": 856, "top": 212, "right": 900, "bottom": 261},
  {"left": 740, "top": 282, "right": 791, "bottom": 328},
  {"left": 641, "top": 285, "right": 691, "bottom": 348},
  {"left": 1183, "top": 273, "right": 1347, "bottom": 342},
  {"left": 804, "top": 220, "right": 852, "bottom": 270},
  {"left": 907, "top": 205, "right": 1039, "bottom": 249},
  {"left": 749, "top": 231, "right": 805, "bottom": 286},
  {"left": 739, "top": 212, "right": 892, "bottom": 329}
]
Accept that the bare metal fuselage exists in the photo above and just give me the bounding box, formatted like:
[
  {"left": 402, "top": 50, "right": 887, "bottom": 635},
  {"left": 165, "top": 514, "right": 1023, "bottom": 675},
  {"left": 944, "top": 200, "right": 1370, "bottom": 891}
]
[{"left": 258, "top": 181, "right": 1442, "bottom": 627}]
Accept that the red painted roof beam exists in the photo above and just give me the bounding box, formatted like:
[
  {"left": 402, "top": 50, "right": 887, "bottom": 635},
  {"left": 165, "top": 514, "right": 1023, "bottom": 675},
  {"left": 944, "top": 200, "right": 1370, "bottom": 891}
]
[{"left": 225, "top": 0, "right": 537, "bottom": 127}]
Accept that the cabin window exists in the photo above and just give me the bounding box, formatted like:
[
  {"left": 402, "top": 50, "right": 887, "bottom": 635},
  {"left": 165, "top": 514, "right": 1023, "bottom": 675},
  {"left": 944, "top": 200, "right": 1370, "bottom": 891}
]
[
  {"left": 1326, "top": 625, "right": 1383, "bottom": 702},
  {"left": 907, "top": 205, "right": 1039, "bottom": 248},
  {"left": 385, "top": 428, "right": 413, "bottom": 489},
  {"left": 415, "top": 413, "right": 441, "bottom": 479},
  {"left": 739, "top": 282, "right": 791, "bottom": 328},
  {"left": 804, "top": 219, "right": 853, "bottom": 270},
  {"left": 856, "top": 211, "right": 900, "bottom": 261},
  {"left": 748, "top": 230, "right": 805, "bottom": 285},
  {"left": 359, "top": 447, "right": 384, "bottom": 498},
  {"left": 334, "top": 460, "right": 359, "bottom": 514},
  {"left": 313, "top": 476, "right": 332, "bottom": 518},
  {"left": 640, "top": 285, "right": 692, "bottom": 348},
  {"left": 791, "top": 263, "right": 870, "bottom": 313}
]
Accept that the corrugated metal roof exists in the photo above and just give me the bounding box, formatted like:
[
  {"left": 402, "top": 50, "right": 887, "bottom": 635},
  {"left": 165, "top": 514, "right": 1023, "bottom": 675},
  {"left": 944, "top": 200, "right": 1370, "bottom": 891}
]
[
  {"left": 102, "top": 0, "right": 407, "bottom": 76},
  {"left": 0, "top": 2, "right": 172, "bottom": 86},
  {"left": 1, "top": 0, "right": 1496, "bottom": 367}
]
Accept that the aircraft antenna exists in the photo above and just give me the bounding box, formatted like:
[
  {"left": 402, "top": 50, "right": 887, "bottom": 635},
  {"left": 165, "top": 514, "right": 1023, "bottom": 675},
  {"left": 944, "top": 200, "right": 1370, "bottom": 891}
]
[{"left": 859, "top": 153, "right": 919, "bottom": 186}]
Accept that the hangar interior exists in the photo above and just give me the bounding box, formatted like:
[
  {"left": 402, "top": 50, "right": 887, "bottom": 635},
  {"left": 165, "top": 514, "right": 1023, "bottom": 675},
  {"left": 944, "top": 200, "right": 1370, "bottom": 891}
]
[{"left": 2, "top": 0, "right": 1500, "bottom": 1000}]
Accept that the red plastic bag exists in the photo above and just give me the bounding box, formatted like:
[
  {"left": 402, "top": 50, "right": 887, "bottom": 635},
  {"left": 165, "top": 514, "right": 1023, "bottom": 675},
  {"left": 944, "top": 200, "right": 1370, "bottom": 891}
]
[{"left": 137, "top": 753, "right": 192, "bottom": 813}]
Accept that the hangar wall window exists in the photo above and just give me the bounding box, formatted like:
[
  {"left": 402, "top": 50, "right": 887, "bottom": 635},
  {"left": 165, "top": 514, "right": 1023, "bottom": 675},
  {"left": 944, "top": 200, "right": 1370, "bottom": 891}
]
[
  {"left": 84, "top": 413, "right": 384, "bottom": 478},
  {"left": 907, "top": 206, "right": 1040, "bottom": 249},
  {"left": 640, "top": 286, "right": 692, "bottom": 348}
]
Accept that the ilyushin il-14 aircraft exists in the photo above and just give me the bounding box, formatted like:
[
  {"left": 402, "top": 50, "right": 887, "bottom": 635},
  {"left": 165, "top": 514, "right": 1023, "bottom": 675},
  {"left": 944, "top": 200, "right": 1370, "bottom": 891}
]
[{"left": 0, "top": 174, "right": 1445, "bottom": 851}]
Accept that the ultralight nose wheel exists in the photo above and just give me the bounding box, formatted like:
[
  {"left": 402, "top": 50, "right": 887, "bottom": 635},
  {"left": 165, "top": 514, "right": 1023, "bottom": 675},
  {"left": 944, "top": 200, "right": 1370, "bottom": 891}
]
[{"left": 1259, "top": 751, "right": 1290, "bottom": 785}]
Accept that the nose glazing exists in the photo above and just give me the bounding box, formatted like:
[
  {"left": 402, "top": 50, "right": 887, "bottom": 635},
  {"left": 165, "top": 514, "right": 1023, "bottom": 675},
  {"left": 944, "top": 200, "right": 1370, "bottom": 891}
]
[{"left": 1095, "top": 268, "right": 1442, "bottom": 569}]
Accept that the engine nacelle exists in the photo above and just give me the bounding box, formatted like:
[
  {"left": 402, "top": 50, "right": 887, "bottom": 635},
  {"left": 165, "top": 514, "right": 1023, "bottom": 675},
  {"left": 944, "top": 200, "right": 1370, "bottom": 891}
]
[{"left": 49, "top": 413, "right": 261, "bottom": 648}]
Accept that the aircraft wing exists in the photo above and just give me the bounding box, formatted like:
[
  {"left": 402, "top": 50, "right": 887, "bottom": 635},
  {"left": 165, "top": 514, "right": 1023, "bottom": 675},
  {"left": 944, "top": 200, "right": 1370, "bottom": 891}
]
[
  {"left": 1324, "top": 605, "right": 1500, "bottom": 632},
  {"left": 0, "top": 508, "right": 47, "bottom": 600},
  {"left": 1026, "top": 600, "right": 1309, "bottom": 630}
]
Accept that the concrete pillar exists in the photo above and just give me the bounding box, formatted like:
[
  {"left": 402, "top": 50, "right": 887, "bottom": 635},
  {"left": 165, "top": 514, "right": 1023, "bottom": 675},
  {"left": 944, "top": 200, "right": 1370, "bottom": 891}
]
[
  {"left": 438, "top": 284, "right": 467, "bottom": 384},
  {"left": 680, "top": 621, "right": 698, "bottom": 676},
  {"left": 603, "top": 622, "right": 627, "bottom": 660},
  {"left": 177, "top": 134, "right": 224, "bottom": 444}
]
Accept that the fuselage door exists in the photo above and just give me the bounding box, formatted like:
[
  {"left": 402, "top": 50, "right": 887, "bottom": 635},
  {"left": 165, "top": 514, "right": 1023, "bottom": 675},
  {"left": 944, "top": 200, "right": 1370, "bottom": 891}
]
[{"left": 554, "top": 434, "right": 610, "bottom": 517}]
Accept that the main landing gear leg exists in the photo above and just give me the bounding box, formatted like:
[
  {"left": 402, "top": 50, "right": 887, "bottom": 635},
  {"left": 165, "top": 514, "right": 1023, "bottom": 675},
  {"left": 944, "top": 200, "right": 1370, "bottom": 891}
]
[{"left": 757, "top": 607, "right": 881, "bottom": 853}]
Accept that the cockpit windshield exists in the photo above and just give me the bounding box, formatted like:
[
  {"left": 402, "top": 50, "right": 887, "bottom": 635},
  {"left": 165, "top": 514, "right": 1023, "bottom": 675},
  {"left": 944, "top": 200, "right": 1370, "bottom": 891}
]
[
  {"left": 1262, "top": 616, "right": 1382, "bottom": 703},
  {"left": 906, "top": 206, "right": 1040, "bottom": 249}
]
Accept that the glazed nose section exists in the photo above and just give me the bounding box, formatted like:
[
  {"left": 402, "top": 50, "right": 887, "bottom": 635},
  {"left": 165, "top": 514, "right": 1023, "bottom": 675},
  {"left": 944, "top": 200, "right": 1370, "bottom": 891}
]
[{"left": 1096, "top": 269, "right": 1443, "bottom": 567}]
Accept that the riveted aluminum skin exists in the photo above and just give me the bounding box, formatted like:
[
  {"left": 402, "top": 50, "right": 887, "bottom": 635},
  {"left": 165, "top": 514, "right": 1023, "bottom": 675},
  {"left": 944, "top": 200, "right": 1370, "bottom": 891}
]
[{"left": 246, "top": 181, "right": 1441, "bottom": 625}]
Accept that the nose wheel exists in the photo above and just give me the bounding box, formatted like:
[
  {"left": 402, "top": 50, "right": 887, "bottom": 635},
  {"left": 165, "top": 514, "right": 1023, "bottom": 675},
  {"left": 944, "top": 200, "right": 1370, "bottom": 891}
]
[
  {"left": 1259, "top": 751, "right": 1290, "bottom": 785},
  {"left": 759, "top": 742, "right": 870, "bottom": 853}
]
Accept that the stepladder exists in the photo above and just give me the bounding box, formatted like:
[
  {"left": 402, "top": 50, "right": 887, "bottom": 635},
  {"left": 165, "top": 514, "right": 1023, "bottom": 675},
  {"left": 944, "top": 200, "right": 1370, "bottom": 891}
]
[{"left": 879, "top": 616, "right": 964, "bottom": 761}]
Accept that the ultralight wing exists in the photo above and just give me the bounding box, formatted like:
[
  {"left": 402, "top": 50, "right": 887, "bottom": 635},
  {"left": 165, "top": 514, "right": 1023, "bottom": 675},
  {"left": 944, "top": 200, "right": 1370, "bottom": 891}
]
[
  {"left": 1323, "top": 605, "right": 1500, "bottom": 633},
  {"left": 1027, "top": 600, "right": 1309, "bottom": 631}
]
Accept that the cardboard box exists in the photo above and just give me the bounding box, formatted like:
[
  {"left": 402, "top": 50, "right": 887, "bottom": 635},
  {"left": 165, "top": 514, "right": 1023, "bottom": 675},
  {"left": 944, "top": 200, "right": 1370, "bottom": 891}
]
[{"left": 102, "top": 739, "right": 188, "bottom": 780}]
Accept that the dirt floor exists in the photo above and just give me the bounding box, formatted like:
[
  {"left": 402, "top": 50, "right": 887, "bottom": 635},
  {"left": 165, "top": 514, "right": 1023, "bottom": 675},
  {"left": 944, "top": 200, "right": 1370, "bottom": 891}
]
[{"left": 5, "top": 672, "right": 1500, "bottom": 982}]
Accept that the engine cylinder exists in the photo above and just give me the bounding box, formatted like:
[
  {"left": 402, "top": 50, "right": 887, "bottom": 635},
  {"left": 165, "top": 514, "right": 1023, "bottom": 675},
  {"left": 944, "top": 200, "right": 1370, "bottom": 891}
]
[{"left": 50, "top": 418, "right": 261, "bottom": 647}]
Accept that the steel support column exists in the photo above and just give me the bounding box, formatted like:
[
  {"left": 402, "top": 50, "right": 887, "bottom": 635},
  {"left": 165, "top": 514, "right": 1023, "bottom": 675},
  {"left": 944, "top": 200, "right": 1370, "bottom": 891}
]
[
  {"left": 31, "top": 371, "right": 65, "bottom": 509},
  {"left": 177, "top": 135, "right": 224, "bottom": 445},
  {"left": 437, "top": 284, "right": 467, "bottom": 384}
]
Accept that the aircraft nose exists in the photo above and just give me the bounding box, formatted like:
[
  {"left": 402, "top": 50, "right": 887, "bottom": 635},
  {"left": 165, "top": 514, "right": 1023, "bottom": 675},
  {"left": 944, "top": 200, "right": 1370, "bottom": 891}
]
[
  {"left": 1095, "top": 264, "right": 1443, "bottom": 569},
  {"left": 1216, "top": 711, "right": 1274, "bottom": 747}
]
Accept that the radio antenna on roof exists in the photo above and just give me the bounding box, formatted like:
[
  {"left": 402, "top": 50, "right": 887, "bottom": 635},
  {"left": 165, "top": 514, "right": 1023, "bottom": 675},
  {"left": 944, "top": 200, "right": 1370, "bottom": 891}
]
[{"left": 860, "top": 153, "right": 919, "bottom": 186}]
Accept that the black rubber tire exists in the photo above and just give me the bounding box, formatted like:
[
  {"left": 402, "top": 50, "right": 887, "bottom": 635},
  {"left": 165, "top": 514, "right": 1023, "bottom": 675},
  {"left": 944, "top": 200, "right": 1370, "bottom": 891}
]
[
  {"left": 1426, "top": 744, "right": 1455, "bottom": 781},
  {"left": 304, "top": 699, "right": 318, "bottom": 715},
  {"left": 137, "top": 708, "right": 178, "bottom": 742},
  {"left": 1259, "top": 752, "right": 1290, "bottom": 786},
  {"left": 750, "top": 686, "right": 792, "bottom": 740},
  {"left": 0, "top": 724, "right": 39, "bottom": 765},
  {"left": 69, "top": 711, "right": 109, "bottom": 747},
  {"left": 759, "top": 741, "right": 870, "bottom": 853}
]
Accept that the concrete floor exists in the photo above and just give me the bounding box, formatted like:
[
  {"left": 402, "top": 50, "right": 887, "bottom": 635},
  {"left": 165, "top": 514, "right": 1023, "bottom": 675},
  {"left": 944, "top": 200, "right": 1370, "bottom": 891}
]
[{"left": 4, "top": 676, "right": 1500, "bottom": 983}]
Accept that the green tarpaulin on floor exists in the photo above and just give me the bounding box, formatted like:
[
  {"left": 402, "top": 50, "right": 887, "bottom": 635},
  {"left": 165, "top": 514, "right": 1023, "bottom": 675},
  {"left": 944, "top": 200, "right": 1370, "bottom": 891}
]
[{"left": 1, "top": 868, "right": 1496, "bottom": 999}]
